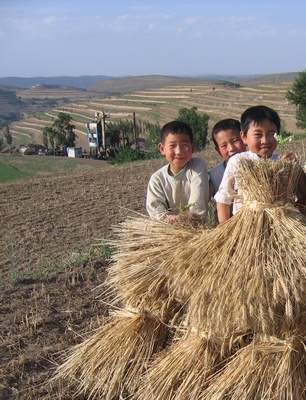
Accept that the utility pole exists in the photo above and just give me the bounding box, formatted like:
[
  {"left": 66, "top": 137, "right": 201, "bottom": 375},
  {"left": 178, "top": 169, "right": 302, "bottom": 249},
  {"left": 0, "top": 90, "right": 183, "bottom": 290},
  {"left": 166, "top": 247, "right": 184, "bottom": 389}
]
[
  {"left": 101, "top": 111, "right": 106, "bottom": 150},
  {"left": 133, "top": 112, "right": 137, "bottom": 149}
]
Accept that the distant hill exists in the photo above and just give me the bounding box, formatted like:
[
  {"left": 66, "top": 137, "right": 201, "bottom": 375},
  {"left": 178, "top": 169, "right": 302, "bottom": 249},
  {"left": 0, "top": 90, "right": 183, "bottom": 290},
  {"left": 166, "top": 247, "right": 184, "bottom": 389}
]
[
  {"left": 87, "top": 72, "right": 299, "bottom": 94},
  {"left": 0, "top": 74, "right": 230, "bottom": 92},
  {"left": 0, "top": 72, "right": 299, "bottom": 92},
  {"left": 0, "top": 75, "right": 114, "bottom": 90},
  {"left": 230, "top": 72, "right": 299, "bottom": 86},
  {"left": 0, "top": 72, "right": 299, "bottom": 132},
  {"left": 89, "top": 75, "right": 216, "bottom": 94}
]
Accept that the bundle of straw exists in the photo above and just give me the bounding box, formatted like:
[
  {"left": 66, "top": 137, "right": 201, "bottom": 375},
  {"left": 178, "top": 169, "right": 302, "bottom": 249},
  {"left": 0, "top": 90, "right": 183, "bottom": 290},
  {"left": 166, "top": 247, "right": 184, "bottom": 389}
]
[
  {"left": 102, "top": 216, "right": 196, "bottom": 306},
  {"left": 101, "top": 215, "right": 209, "bottom": 311},
  {"left": 185, "top": 159, "right": 306, "bottom": 337},
  {"left": 200, "top": 332, "right": 306, "bottom": 400},
  {"left": 54, "top": 217, "right": 205, "bottom": 399},
  {"left": 55, "top": 158, "right": 306, "bottom": 399},
  {"left": 54, "top": 308, "right": 169, "bottom": 399},
  {"left": 135, "top": 332, "right": 226, "bottom": 400},
  {"left": 136, "top": 159, "right": 306, "bottom": 398}
]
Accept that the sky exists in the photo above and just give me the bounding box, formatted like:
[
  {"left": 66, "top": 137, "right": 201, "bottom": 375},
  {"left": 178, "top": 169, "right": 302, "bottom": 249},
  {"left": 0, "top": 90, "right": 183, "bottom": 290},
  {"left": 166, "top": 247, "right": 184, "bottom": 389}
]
[{"left": 1, "top": 0, "right": 306, "bottom": 78}]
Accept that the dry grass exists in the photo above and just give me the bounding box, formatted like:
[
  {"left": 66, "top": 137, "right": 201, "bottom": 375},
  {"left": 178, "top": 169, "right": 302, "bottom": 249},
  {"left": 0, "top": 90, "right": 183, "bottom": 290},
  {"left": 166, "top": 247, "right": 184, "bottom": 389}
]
[
  {"left": 201, "top": 334, "right": 306, "bottom": 399},
  {"left": 136, "top": 333, "right": 222, "bottom": 400},
  {"left": 186, "top": 159, "right": 306, "bottom": 336},
  {"left": 53, "top": 158, "right": 306, "bottom": 399},
  {"left": 53, "top": 310, "right": 169, "bottom": 399},
  {"left": 102, "top": 215, "right": 203, "bottom": 307}
]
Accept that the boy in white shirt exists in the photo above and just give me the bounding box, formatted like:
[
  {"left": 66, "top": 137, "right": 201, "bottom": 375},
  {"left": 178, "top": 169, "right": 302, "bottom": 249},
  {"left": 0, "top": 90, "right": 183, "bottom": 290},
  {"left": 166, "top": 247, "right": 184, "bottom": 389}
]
[
  {"left": 215, "top": 105, "right": 306, "bottom": 223},
  {"left": 146, "top": 121, "right": 210, "bottom": 223}
]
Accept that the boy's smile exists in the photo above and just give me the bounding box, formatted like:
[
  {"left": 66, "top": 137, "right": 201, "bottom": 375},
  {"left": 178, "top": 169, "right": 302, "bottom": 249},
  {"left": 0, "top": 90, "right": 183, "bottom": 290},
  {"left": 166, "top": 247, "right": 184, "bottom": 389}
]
[
  {"left": 158, "top": 133, "right": 195, "bottom": 175},
  {"left": 215, "top": 128, "right": 246, "bottom": 161},
  {"left": 241, "top": 120, "right": 278, "bottom": 158}
]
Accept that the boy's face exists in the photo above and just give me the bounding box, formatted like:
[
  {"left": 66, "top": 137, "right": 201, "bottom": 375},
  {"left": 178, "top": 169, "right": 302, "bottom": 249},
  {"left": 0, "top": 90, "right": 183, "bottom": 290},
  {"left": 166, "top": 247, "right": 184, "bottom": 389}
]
[
  {"left": 215, "top": 129, "right": 246, "bottom": 161},
  {"left": 158, "top": 133, "right": 195, "bottom": 175},
  {"left": 241, "top": 119, "right": 278, "bottom": 158}
]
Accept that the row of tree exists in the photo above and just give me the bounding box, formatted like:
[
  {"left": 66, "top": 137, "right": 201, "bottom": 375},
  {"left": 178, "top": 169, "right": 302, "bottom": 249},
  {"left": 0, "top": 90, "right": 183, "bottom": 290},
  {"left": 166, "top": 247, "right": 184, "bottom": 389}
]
[
  {"left": 107, "top": 106, "right": 209, "bottom": 154},
  {"left": 286, "top": 70, "right": 306, "bottom": 131},
  {"left": 42, "top": 112, "right": 76, "bottom": 151},
  {"left": 3, "top": 125, "right": 12, "bottom": 152},
  {"left": 0, "top": 112, "right": 76, "bottom": 154},
  {"left": 0, "top": 106, "right": 209, "bottom": 155}
]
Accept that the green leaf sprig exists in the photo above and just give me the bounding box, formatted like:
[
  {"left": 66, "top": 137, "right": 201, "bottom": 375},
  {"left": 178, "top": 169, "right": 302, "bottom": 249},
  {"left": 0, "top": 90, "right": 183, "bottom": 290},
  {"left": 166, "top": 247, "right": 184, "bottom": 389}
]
[{"left": 179, "top": 202, "right": 196, "bottom": 213}]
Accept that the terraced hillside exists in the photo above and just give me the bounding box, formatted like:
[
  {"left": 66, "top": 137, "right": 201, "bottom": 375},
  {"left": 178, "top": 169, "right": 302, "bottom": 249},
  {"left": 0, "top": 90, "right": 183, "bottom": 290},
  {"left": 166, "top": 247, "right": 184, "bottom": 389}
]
[
  {"left": 16, "top": 84, "right": 99, "bottom": 100},
  {"left": 5, "top": 75, "right": 301, "bottom": 150}
]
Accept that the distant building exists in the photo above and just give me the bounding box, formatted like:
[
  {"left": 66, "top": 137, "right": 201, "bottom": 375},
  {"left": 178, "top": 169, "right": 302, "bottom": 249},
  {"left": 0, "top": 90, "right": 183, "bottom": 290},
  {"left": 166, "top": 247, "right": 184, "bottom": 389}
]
[
  {"left": 19, "top": 144, "right": 45, "bottom": 155},
  {"left": 67, "top": 147, "right": 83, "bottom": 158}
]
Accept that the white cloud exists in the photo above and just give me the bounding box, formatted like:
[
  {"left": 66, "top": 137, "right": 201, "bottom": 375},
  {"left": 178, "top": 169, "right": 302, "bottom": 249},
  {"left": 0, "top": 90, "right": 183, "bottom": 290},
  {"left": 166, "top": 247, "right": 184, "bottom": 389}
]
[
  {"left": 184, "top": 16, "right": 201, "bottom": 25},
  {"left": 287, "top": 28, "right": 306, "bottom": 37},
  {"left": 42, "top": 16, "right": 58, "bottom": 25},
  {"left": 1, "top": 1, "right": 305, "bottom": 76},
  {"left": 147, "top": 22, "right": 156, "bottom": 32}
]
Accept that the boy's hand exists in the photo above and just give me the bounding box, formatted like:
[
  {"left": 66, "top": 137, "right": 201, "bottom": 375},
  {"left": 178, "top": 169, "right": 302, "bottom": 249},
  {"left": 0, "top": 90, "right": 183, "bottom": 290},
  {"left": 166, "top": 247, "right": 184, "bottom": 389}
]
[
  {"left": 279, "top": 152, "right": 296, "bottom": 161},
  {"left": 168, "top": 215, "right": 180, "bottom": 224}
]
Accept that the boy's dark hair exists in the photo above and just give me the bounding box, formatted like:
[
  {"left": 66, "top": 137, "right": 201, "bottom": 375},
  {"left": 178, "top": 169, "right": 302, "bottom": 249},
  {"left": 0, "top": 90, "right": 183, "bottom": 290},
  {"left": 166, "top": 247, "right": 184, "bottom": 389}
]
[
  {"left": 211, "top": 118, "right": 241, "bottom": 147},
  {"left": 160, "top": 121, "right": 193, "bottom": 144},
  {"left": 241, "top": 105, "right": 281, "bottom": 135}
]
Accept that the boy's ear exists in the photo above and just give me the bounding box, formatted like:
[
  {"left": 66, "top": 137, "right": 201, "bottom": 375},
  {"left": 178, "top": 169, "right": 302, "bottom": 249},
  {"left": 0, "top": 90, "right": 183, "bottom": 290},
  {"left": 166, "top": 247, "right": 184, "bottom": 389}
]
[
  {"left": 158, "top": 142, "right": 166, "bottom": 155},
  {"left": 240, "top": 130, "right": 248, "bottom": 145},
  {"left": 192, "top": 142, "right": 195, "bottom": 152}
]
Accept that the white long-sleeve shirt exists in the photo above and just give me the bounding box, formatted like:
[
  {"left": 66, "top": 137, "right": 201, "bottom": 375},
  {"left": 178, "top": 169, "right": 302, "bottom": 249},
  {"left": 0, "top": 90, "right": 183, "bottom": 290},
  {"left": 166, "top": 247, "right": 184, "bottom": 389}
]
[
  {"left": 214, "top": 151, "right": 279, "bottom": 215},
  {"left": 146, "top": 157, "right": 210, "bottom": 221}
]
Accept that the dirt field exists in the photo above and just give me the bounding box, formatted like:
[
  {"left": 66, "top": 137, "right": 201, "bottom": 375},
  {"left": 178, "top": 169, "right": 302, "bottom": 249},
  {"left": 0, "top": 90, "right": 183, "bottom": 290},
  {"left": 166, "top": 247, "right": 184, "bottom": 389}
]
[{"left": 0, "top": 150, "right": 222, "bottom": 400}]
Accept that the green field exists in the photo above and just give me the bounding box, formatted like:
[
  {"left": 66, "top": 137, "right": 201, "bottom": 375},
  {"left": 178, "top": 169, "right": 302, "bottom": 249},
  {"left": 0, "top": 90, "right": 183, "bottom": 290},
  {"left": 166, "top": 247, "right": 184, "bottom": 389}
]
[
  {"left": 0, "top": 160, "right": 33, "bottom": 182},
  {"left": 0, "top": 153, "right": 111, "bottom": 183}
]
